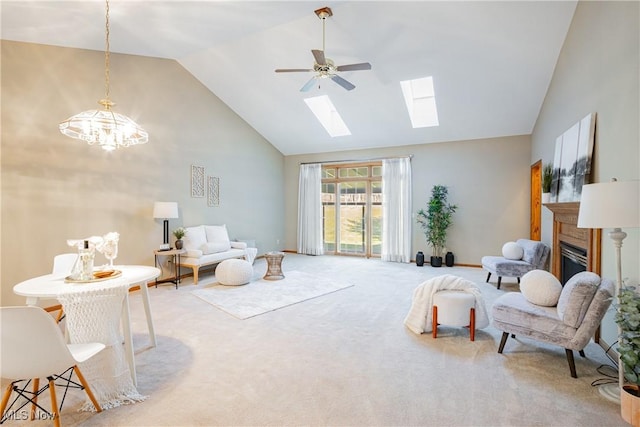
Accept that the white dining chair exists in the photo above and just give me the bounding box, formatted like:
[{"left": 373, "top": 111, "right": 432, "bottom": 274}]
[
  {"left": 52, "top": 253, "right": 78, "bottom": 276},
  {"left": 0, "top": 306, "right": 105, "bottom": 427},
  {"left": 47, "top": 253, "right": 78, "bottom": 324}
]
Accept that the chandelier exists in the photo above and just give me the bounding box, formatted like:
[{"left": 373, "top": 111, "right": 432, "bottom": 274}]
[{"left": 59, "top": 0, "right": 148, "bottom": 151}]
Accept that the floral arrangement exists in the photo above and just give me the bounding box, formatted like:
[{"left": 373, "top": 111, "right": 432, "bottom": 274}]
[{"left": 173, "top": 227, "right": 186, "bottom": 240}]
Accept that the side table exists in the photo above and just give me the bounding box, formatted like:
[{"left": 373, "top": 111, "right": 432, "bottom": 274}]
[
  {"left": 263, "top": 251, "right": 285, "bottom": 280},
  {"left": 154, "top": 249, "right": 186, "bottom": 289}
]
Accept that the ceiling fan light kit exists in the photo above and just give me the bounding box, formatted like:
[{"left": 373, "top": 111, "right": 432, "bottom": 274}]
[{"left": 275, "top": 6, "right": 371, "bottom": 92}]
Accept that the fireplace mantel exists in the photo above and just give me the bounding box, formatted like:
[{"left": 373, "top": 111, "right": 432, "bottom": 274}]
[{"left": 544, "top": 202, "right": 601, "bottom": 279}]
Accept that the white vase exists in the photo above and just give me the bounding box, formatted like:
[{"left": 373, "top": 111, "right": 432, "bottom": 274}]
[{"left": 541, "top": 192, "right": 551, "bottom": 204}]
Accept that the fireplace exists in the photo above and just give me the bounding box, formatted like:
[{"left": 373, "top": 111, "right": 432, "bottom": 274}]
[
  {"left": 545, "top": 201, "right": 603, "bottom": 342},
  {"left": 544, "top": 201, "right": 601, "bottom": 280},
  {"left": 560, "top": 242, "right": 587, "bottom": 285}
]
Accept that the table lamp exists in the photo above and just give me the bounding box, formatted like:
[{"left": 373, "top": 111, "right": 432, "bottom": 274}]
[
  {"left": 577, "top": 178, "right": 640, "bottom": 403},
  {"left": 153, "top": 202, "right": 179, "bottom": 250}
]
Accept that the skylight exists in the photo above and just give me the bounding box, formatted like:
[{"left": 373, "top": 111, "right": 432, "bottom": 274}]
[
  {"left": 400, "top": 76, "right": 439, "bottom": 128},
  {"left": 304, "top": 95, "right": 351, "bottom": 137}
]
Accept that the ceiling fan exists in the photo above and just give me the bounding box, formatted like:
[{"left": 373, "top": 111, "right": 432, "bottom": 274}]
[{"left": 275, "top": 6, "right": 372, "bottom": 92}]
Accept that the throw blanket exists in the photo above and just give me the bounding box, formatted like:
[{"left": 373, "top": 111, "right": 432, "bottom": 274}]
[{"left": 404, "top": 274, "right": 489, "bottom": 335}]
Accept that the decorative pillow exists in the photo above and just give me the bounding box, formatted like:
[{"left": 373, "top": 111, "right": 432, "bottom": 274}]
[
  {"left": 205, "top": 225, "right": 231, "bottom": 249},
  {"left": 520, "top": 269, "right": 562, "bottom": 307},
  {"left": 502, "top": 242, "right": 524, "bottom": 260},
  {"left": 200, "top": 242, "right": 230, "bottom": 255},
  {"left": 182, "top": 226, "right": 206, "bottom": 251}
]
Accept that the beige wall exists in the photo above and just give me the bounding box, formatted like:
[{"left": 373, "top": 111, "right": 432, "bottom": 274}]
[
  {"left": 284, "top": 135, "right": 532, "bottom": 265},
  {"left": 1, "top": 41, "right": 285, "bottom": 306},
  {"left": 531, "top": 1, "right": 639, "bottom": 344}
]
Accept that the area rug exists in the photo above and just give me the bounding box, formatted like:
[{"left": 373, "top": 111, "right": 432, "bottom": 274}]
[{"left": 191, "top": 270, "right": 354, "bottom": 319}]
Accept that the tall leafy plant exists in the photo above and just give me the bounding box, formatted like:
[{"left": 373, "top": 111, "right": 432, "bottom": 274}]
[
  {"left": 416, "top": 185, "right": 457, "bottom": 258},
  {"left": 542, "top": 163, "right": 553, "bottom": 193},
  {"left": 615, "top": 284, "right": 640, "bottom": 388}
]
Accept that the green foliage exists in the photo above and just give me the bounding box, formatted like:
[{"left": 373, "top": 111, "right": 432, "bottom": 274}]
[
  {"left": 542, "top": 163, "right": 553, "bottom": 193},
  {"left": 172, "top": 227, "right": 186, "bottom": 240},
  {"left": 615, "top": 285, "right": 640, "bottom": 386},
  {"left": 416, "top": 185, "right": 457, "bottom": 257}
]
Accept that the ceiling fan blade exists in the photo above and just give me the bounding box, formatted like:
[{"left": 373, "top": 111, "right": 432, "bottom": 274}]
[
  {"left": 331, "top": 75, "right": 355, "bottom": 91},
  {"left": 275, "top": 68, "right": 314, "bottom": 73},
  {"left": 336, "top": 62, "right": 372, "bottom": 72},
  {"left": 300, "top": 77, "right": 317, "bottom": 92},
  {"left": 312, "top": 49, "right": 326, "bottom": 66}
]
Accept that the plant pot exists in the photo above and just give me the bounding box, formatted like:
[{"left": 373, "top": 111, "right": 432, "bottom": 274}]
[
  {"left": 445, "top": 251, "right": 454, "bottom": 267},
  {"left": 541, "top": 192, "right": 551, "bottom": 204},
  {"left": 621, "top": 384, "right": 640, "bottom": 426},
  {"left": 416, "top": 251, "right": 424, "bottom": 267},
  {"left": 430, "top": 256, "right": 442, "bottom": 267},
  {"left": 175, "top": 239, "right": 183, "bottom": 250}
]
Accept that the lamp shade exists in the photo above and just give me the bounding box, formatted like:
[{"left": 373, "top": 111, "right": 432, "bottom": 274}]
[
  {"left": 153, "top": 202, "right": 179, "bottom": 219},
  {"left": 577, "top": 180, "right": 640, "bottom": 229}
]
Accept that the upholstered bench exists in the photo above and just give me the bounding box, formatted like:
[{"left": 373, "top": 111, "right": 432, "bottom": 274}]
[
  {"left": 215, "top": 259, "right": 253, "bottom": 286},
  {"left": 432, "top": 290, "right": 477, "bottom": 341}
]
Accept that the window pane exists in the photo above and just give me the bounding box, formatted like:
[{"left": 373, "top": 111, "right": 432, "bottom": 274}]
[
  {"left": 338, "top": 167, "right": 368, "bottom": 178},
  {"left": 371, "top": 181, "right": 382, "bottom": 255},
  {"left": 372, "top": 166, "right": 382, "bottom": 177},
  {"left": 322, "top": 168, "right": 336, "bottom": 179},
  {"left": 322, "top": 183, "right": 336, "bottom": 252}
]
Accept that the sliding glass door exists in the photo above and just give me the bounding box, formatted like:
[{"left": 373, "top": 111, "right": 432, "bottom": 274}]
[{"left": 322, "top": 163, "right": 381, "bottom": 257}]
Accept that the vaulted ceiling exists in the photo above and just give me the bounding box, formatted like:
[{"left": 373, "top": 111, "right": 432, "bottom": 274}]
[{"left": 1, "top": 1, "right": 577, "bottom": 155}]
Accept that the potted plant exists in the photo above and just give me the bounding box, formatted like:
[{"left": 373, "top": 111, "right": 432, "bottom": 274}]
[
  {"left": 173, "top": 227, "right": 186, "bottom": 250},
  {"left": 541, "top": 163, "right": 553, "bottom": 204},
  {"left": 416, "top": 185, "right": 457, "bottom": 267},
  {"left": 616, "top": 284, "right": 640, "bottom": 425}
]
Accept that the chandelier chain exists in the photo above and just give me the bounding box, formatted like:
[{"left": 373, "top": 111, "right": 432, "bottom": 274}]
[{"left": 104, "top": 0, "right": 110, "bottom": 101}]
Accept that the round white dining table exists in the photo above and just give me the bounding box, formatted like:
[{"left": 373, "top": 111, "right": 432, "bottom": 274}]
[{"left": 13, "top": 265, "right": 160, "bottom": 387}]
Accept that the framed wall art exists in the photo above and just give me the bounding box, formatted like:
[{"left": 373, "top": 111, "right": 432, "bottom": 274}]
[
  {"left": 208, "top": 176, "right": 220, "bottom": 207},
  {"left": 191, "top": 165, "right": 205, "bottom": 198},
  {"left": 550, "top": 112, "right": 596, "bottom": 203}
]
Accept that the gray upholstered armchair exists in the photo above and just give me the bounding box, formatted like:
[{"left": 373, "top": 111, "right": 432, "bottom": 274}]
[
  {"left": 492, "top": 271, "right": 614, "bottom": 378},
  {"left": 481, "top": 239, "right": 550, "bottom": 289}
]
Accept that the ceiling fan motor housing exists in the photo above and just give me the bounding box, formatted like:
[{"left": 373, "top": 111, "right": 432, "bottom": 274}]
[{"left": 314, "top": 58, "right": 336, "bottom": 76}]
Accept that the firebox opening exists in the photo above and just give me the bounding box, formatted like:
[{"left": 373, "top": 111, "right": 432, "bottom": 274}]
[{"left": 560, "top": 242, "right": 587, "bottom": 285}]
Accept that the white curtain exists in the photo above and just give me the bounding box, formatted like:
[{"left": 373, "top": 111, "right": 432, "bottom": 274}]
[
  {"left": 297, "top": 163, "right": 324, "bottom": 255},
  {"left": 382, "top": 157, "right": 412, "bottom": 263}
]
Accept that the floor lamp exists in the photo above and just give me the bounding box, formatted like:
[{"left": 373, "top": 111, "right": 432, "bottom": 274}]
[
  {"left": 577, "top": 178, "right": 640, "bottom": 403},
  {"left": 153, "top": 202, "right": 179, "bottom": 250}
]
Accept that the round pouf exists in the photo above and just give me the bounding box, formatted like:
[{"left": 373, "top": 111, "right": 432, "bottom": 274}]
[
  {"left": 215, "top": 259, "right": 253, "bottom": 286},
  {"left": 432, "top": 290, "right": 476, "bottom": 341}
]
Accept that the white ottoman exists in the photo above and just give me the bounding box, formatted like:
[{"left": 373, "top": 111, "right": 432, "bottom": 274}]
[
  {"left": 215, "top": 259, "right": 253, "bottom": 286},
  {"left": 432, "top": 290, "right": 476, "bottom": 341}
]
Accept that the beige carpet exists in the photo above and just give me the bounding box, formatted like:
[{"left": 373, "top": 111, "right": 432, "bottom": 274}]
[
  {"left": 2, "top": 254, "right": 623, "bottom": 426},
  {"left": 191, "top": 270, "right": 354, "bottom": 319}
]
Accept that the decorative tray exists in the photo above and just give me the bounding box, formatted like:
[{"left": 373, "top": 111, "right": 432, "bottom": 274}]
[{"left": 65, "top": 269, "right": 122, "bottom": 283}]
